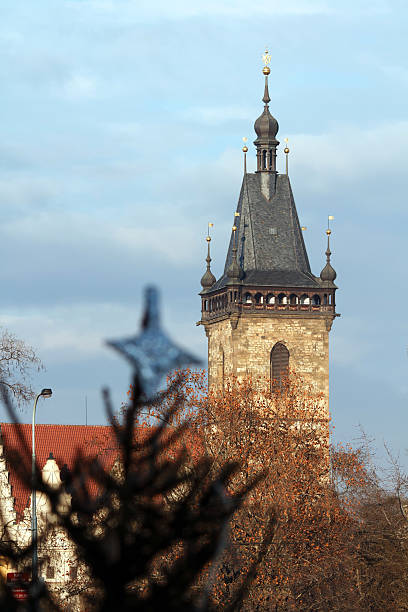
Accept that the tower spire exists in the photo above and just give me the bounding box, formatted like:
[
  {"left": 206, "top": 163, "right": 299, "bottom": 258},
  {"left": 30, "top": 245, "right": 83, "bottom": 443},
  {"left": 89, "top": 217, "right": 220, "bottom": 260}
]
[
  {"left": 320, "top": 216, "right": 337, "bottom": 284},
  {"left": 200, "top": 223, "right": 216, "bottom": 289},
  {"left": 254, "top": 50, "right": 279, "bottom": 173}
]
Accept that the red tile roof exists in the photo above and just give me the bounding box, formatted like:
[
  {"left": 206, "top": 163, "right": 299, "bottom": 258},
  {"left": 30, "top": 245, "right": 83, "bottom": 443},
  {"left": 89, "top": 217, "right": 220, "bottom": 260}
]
[{"left": 0, "top": 423, "right": 119, "bottom": 519}]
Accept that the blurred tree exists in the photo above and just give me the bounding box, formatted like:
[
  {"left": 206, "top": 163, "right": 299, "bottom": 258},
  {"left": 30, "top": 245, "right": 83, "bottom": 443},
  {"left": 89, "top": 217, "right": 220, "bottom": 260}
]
[{"left": 0, "top": 373, "right": 268, "bottom": 611}]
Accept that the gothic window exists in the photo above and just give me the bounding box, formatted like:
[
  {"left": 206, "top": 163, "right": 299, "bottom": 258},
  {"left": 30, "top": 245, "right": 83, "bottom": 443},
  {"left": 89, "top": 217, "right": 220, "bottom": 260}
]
[
  {"left": 312, "top": 294, "right": 321, "bottom": 305},
  {"left": 277, "top": 293, "right": 286, "bottom": 304},
  {"left": 244, "top": 292, "right": 252, "bottom": 304},
  {"left": 289, "top": 294, "right": 298, "bottom": 305},
  {"left": 270, "top": 343, "right": 289, "bottom": 391},
  {"left": 254, "top": 293, "right": 263, "bottom": 304},
  {"left": 46, "top": 565, "right": 55, "bottom": 580},
  {"left": 300, "top": 294, "right": 309, "bottom": 304},
  {"left": 266, "top": 294, "right": 275, "bottom": 304},
  {"left": 70, "top": 566, "right": 78, "bottom": 580}
]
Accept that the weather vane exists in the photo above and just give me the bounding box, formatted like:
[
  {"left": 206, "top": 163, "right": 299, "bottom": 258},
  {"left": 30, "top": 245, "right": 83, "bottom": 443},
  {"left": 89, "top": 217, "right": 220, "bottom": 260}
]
[
  {"left": 262, "top": 49, "right": 271, "bottom": 66},
  {"left": 327, "top": 215, "right": 334, "bottom": 233}
]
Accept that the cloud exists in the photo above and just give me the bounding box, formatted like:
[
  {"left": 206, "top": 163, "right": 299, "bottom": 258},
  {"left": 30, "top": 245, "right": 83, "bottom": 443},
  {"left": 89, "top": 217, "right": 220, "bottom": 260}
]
[
  {"left": 1, "top": 302, "right": 139, "bottom": 361},
  {"left": 380, "top": 64, "right": 408, "bottom": 86},
  {"left": 67, "top": 0, "right": 388, "bottom": 21},
  {"left": 67, "top": 0, "right": 333, "bottom": 19},
  {"left": 181, "top": 106, "right": 253, "bottom": 125},
  {"left": 287, "top": 121, "right": 408, "bottom": 210},
  {"left": 62, "top": 73, "right": 98, "bottom": 99}
]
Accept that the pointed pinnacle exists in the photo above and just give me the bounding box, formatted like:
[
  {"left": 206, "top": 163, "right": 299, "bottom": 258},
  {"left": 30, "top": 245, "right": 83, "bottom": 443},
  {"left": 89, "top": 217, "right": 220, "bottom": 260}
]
[
  {"left": 263, "top": 76, "right": 270, "bottom": 105},
  {"left": 326, "top": 232, "right": 331, "bottom": 260}
]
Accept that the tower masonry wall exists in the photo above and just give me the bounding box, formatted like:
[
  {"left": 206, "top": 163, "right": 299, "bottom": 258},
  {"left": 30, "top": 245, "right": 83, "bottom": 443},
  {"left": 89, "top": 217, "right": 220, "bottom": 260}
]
[{"left": 206, "top": 314, "right": 330, "bottom": 415}]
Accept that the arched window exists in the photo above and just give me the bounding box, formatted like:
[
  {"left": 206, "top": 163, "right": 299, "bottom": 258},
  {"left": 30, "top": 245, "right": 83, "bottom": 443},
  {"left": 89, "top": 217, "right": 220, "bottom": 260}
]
[
  {"left": 277, "top": 293, "right": 287, "bottom": 305},
  {"left": 289, "top": 294, "right": 298, "bottom": 305},
  {"left": 262, "top": 150, "right": 267, "bottom": 169},
  {"left": 244, "top": 292, "right": 252, "bottom": 304},
  {"left": 254, "top": 293, "right": 263, "bottom": 305},
  {"left": 300, "top": 294, "right": 309, "bottom": 305},
  {"left": 266, "top": 294, "right": 275, "bottom": 304},
  {"left": 270, "top": 343, "right": 289, "bottom": 391},
  {"left": 312, "top": 294, "right": 321, "bottom": 305}
]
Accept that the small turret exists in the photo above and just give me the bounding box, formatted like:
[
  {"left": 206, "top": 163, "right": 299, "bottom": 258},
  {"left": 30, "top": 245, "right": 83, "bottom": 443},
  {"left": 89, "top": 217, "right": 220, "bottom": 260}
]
[
  {"left": 320, "top": 221, "right": 337, "bottom": 284},
  {"left": 200, "top": 224, "right": 216, "bottom": 290}
]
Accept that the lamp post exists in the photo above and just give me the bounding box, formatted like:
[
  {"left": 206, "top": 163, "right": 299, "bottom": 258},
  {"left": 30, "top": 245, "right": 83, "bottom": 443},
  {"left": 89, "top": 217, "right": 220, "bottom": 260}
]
[{"left": 31, "top": 388, "right": 52, "bottom": 585}]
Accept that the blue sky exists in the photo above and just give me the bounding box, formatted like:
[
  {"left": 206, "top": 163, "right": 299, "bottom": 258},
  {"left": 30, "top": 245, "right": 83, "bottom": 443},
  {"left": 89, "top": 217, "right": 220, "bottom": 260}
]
[{"left": 1, "top": 0, "right": 407, "bottom": 467}]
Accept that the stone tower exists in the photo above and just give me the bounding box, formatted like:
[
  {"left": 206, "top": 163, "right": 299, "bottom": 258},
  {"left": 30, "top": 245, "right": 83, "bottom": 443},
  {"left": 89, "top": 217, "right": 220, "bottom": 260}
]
[{"left": 198, "top": 53, "right": 338, "bottom": 412}]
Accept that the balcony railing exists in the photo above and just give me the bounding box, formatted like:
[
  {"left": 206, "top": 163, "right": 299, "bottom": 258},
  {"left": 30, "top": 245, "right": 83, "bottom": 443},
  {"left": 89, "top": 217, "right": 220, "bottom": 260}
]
[{"left": 201, "top": 301, "right": 335, "bottom": 321}]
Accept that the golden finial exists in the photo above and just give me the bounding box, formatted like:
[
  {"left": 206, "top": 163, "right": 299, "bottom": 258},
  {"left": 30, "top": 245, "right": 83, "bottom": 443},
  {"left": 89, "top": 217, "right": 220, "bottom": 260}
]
[
  {"left": 232, "top": 224, "right": 238, "bottom": 249},
  {"left": 301, "top": 226, "right": 307, "bottom": 231},
  {"left": 284, "top": 137, "right": 290, "bottom": 175},
  {"left": 234, "top": 212, "right": 240, "bottom": 217},
  {"left": 242, "top": 137, "right": 248, "bottom": 174},
  {"left": 326, "top": 216, "right": 334, "bottom": 235},
  {"left": 262, "top": 49, "right": 271, "bottom": 75}
]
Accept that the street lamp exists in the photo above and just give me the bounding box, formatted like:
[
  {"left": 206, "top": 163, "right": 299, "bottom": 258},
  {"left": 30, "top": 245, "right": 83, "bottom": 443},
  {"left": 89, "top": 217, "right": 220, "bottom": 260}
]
[{"left": 31, "top": 388, "right": 52, "bottom": 585}]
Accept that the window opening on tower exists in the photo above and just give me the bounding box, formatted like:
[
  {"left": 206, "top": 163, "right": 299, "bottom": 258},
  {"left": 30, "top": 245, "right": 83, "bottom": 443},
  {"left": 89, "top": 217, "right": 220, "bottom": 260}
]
[{"left": 270, "top": 342, "right": 289, "bottom": 392}]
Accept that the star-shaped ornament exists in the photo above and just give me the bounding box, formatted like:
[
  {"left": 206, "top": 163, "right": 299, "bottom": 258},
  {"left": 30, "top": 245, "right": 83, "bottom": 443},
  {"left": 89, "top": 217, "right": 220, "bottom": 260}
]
[{"left": 107, "top": 286, "right": 202, "bottom": 399}]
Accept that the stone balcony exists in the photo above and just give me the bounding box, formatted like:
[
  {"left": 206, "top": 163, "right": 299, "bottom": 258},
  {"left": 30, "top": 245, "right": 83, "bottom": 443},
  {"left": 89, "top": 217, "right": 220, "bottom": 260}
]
[{"left": 201, "top": 299, "right": 335, "bottom": 322}]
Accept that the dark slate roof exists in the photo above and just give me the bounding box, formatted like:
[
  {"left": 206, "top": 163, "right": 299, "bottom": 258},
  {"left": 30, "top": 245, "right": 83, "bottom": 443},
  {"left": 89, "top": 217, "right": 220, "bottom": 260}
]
[{"left": 213, "top": 172, "right": 320, "bottom": 291}]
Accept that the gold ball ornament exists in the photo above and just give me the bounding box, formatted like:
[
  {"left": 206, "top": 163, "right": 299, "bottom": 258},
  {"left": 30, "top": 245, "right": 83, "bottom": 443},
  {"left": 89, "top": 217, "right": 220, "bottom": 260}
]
[
  {"left": 263, "top": 66, "right": 270, "bottom": 75},
  {"left": 206, "top": 236, "right": 211, "bottom": 242},
  {"left": 284, "top": 147, "right": 290, "bottom": 154},
  {"left": 242, "top": 145, "right": 248, "bottom": 153},
  {"left": 326, "top": 229, "right": 332, "bottom": 235}
]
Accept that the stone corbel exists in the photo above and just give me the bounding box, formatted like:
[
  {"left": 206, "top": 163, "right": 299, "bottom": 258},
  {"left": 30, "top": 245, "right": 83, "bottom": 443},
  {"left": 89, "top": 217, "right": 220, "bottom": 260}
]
[{"left": 230, "top": 313, "right": 240, "bottom": 330}]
